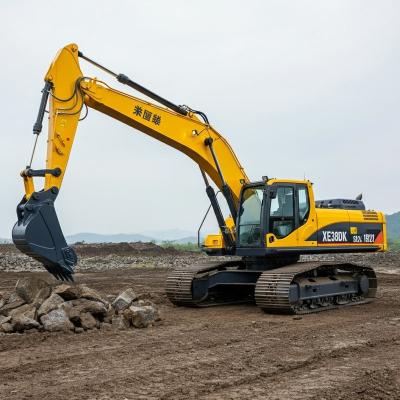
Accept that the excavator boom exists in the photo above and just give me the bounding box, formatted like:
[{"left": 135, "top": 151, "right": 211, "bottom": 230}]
[{"left": 12, "top": 43, "right": 249, "bottom": 280}]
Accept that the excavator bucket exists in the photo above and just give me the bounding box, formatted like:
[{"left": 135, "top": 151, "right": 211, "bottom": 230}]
[{"left": 12, "top": 189, "right": 77, "bottom": 281}]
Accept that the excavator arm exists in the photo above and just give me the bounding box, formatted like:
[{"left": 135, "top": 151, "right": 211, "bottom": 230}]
[{"left": 12, "top": 43, "right": 249, "bottom": 281}]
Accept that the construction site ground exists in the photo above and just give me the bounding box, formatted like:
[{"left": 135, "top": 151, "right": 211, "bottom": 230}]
[{"left": 0, "top": 243, "right": 400, "bottom": 400}]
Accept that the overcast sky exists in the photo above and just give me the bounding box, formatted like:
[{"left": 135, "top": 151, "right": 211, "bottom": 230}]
[{"left": 1, "top": 1, "right": 399, "bottom": 238}]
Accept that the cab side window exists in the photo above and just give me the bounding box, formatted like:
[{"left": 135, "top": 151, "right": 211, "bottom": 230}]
[
  {"left": 298, "top": 185, "right": 310, "bottom": 226},
  {"left": 269, "top": 186, "right": 295, "bottom": 238}
]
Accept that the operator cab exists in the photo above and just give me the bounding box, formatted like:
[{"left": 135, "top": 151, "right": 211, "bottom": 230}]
[{"left": 236, "top": 180, "right": 311, "bottom": 254}]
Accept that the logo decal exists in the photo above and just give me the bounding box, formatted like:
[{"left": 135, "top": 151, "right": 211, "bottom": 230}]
[
  {"left": 322, "top": 231, "right": 348, "bottom": 242},
  {"left": 133, "top": 105, "right": 161, "bottom": 125}
]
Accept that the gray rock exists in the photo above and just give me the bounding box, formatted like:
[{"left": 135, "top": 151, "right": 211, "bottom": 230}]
[
  {"left": 0, "top": 292, "right": 25, "bottom": 316},
  {"left": 111, "top": 314, "right": 130, "bottom": 330},
  {"left": 62, "top": 299, "right": 107, "bottom": 318},
  {"left": 80, "top": 312, "right": 97, "bottom": 330},
  {"left": 124, "top": 305, "right": 157, "bottom": 328},
  {"left": 137, "top": 299, "right": 161, "bottom": 321},
  {"left": 53, "top": 284, "right": 81, "bottom": 300},
  {"left": 67, "top": 307, "right": 81, "bottom": 325},
  {"left": 0, "top": 315, "right": 11, "bottom": 325},
  {"left": 0, "top": 322, "right": 14, "bottom": 333},
  {"left": 74, "top": 327, "right": 84, "bottom": 334},
  {"left": 32, "top": 286, "right": 52, "bottom": 308},
  {"left": 12, "top": 314, "right": 40, "bottom": 332},
  {"left": 78, "top": 285, "right": 109, "bottom": 305},
  {"left": 112, "top": 288, "right": 138, "bottom": 312},
  {"left": 103, "top": 306, "right": 116, "bottom": 324},
  {"left": 7, "top": 292, "right": 21, "bottom": 303},
  {"left": 40, "top": 309, "right": 74, "bottom": 332},
  {"left": 15, "top": 277, "right": 50, "bottom": 303},
  {"left": 9, "top": 304, "right": 36, "bottom": 320},
  {"left": 37, "top": 293, "right": 64, "bottom": 317}
]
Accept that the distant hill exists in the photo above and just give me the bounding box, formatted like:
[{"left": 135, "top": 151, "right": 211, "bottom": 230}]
[
  {"left": 140, "top": 229, "right": 196, "bottom": 241},
  {"left": 161, "top": 236, "right": 199, "bottom": 245},
  {"left": 65, "top": 232, "right": 155, "bottom": 244},
  {"left": 386, "top": 212, "right": 399, "bottom": 241},
  {"left": 65, "top": 231, "right": 201, "bottom": 244}
]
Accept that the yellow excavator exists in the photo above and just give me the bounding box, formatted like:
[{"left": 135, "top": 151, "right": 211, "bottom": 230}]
[{"left": 13, "top": 44, "right": 387, "bottom": 314}]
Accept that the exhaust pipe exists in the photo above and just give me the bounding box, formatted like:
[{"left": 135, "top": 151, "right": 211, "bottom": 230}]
[{"left": 12, "top": 187, "right": 77, "bottom": 281}]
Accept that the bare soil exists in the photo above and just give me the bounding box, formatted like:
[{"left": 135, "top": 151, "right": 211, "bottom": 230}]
[{"left": 1, "top": 244, "right": 400, "bottom": 399}]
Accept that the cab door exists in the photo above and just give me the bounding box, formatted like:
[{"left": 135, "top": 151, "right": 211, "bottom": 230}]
[
  {"left": 266, "top": 182, "right": 317, "bottom": 249},
  {"left": 266, "top": 184, "right": 298, "bottom": 248}
]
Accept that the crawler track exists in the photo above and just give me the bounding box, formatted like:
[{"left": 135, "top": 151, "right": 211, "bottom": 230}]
[
  {"left": 166, "top": 261, "right": 252, "bottom": 307},
  {"left": 255, "top": 262, "right": 377, "bottom": 314},
  {"left": 166, "top": 263, "right": 213, "bottom": 306}
]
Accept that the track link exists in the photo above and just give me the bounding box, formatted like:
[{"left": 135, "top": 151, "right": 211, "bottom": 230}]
[
  {"left": 166, "top": 262, "right": 230, "bottom": 306},
  {"left": 255, "top": 262, "right": 377, "bottom": 314}
]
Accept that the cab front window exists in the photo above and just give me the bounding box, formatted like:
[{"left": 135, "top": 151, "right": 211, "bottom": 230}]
[{"left": 238, "top": 187, "right": 264, "bottom": 246}]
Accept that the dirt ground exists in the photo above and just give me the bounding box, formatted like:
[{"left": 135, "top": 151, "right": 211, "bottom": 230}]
[{"left": 1, "top": 244, "right": 400, "bottom": 400}]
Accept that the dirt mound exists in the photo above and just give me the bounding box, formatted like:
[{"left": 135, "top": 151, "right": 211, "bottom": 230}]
[
  {"left": 0, "top": 241, "right": 204, "bottom": 274},
  {"left": 74, "top": 242, "right": 179, "bottom": 257},
  {"left": 0, "top": 242, "right": 181, "bottom": 257},
  {"left": 0, "top": 244, "right": 17, "bottom": 254}
]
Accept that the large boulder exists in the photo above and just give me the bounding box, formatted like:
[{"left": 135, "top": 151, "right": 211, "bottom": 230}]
[
  {"left": 40, "top": 309, "right": 74, "bottom": 332},
  {"left": 0, "top": 315, "right": 11, "bottom": 325},
  {"left": 65, "top": 306, "right": 81, "bottom": 325},
  {"left": 9, "top": 303, "right": 38, "bottom": 332},
  {"left": 123, "top": 305, "right": 157, "bottom": 328},
  {"left": 112, "top": 288, "right": 138, "bottom": 312},
  {"left": 78, "top": 285, "right": 109, "bottom": 305},
  {"left": 0, "top": 292, "right": 25, "bottom": 316},
  {"left": 15, "top": 277, "right": 50, "bottom": 304},
  {"left": 53, "top": 284, "right": 81, "bottom": 300},
  {"left": 32, "top": 287, "right": 52, "bottom": 308},
  {"left": 137, "top": 299, "right": 161, "bottom": 321},
  {"left": 80, "top": 312, "right": 97, "bottom": 330},
  {"left": 0, "top": 322, "right": 14, "bottom": 333},
  {"left": 2, "top": 303, "right": 39, "bottom": 333},
  {"left": 12, "top": 314, "right": 40, "bottom": 332},
  {"left": 37, "top": 294, "right": 64, "bottom": 318},
  {"left": 8, "top": 304, "right": 36, "bottom": 320},
  {"left": 61, "top": 299, "right": 108, "bottom": 319}
]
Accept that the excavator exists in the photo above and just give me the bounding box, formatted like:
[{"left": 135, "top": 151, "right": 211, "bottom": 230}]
[{"left": 12, "top": 43, "right": 387, "bottom": 314}]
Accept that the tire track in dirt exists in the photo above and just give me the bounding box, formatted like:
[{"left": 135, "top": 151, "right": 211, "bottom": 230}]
[{"left": 1, "top": 310, "right": 400, "bottom": 399}]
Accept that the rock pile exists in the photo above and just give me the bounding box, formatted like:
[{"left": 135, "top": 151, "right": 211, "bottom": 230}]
[{"left": 0, "top": 277, "right": 160, "bottom": 334}]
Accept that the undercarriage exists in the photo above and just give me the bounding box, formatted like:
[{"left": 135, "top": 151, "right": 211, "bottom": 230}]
[{"left": 166, "top": 259, "right": 377, "bottom": 314}]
